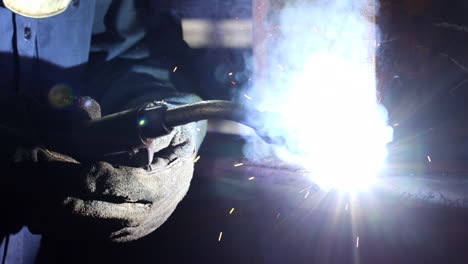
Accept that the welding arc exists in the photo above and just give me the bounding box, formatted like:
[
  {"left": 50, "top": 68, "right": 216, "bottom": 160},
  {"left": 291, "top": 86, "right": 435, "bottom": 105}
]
[{"left": 164, "top": 100, "right": 284, "bottom": 145}]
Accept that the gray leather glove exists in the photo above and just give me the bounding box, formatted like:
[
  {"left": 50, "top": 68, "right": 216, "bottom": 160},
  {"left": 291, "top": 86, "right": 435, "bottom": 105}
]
[{"left": 1, "top": 95, "right": 206, "bottom": 242}]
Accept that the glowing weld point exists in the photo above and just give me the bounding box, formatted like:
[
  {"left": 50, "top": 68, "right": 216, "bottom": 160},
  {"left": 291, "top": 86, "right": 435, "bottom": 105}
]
[
  {"left": 427, "top": 155, "right": 432, "bottom": 163},
  {"left": 218, "top": 232, "right": 223, "bottom": 242},
  {"left": 234, "top": 163, "right": 244, "bottom": 167},
  {"left": 138, "top": 119, "right": 146, "bottom": 126},
  {"left": 194, "top": 156, "right": 201, "bottom": 163},
  {"left": 228, "top": 72, "right": 234, "bottom": 76},
  {"left": 243, "top": 94, "right": 252, "bottom": 100},
  {"left": 173, "top": 66, "right": 178, "bottom": 72},
  {"left": 248, "top": 177, "right": 255, "bottom": 181},
  {"left": 356, "top": 236, "right": 360, "bottom": 248},
  {"left": 229, "top": 208, "right": 235, "bottom": 214}
]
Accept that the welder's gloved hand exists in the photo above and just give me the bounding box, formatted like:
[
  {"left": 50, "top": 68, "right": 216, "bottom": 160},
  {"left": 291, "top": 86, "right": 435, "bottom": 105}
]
[{"left": 1, "top": 96, "right": 205, "bottom": 242}]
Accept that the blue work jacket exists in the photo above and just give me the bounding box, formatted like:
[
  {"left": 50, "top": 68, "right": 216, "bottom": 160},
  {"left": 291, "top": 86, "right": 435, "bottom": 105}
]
[{"left": 0, "top": 1, "right": 199, "bottom": 263}]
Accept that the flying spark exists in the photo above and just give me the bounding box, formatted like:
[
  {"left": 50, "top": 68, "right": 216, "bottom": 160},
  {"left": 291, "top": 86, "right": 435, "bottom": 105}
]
[
  {"left": 231, "top": 81, "right": 237, "bottom": 85},
  {"left": 427, "top": 155, "right": 432, "bottom": 163},
  {"left": 228, "top": 72, "right": 234, "bottom": 76},
  {"left": 173, "top": 66, "right": 178, "bottom": 72},
  {"left": 234, "top": 163, "right": 244, "bottom": 167},
  {"left": 356, "top": 236, "right": 360, "bottom": 248},
  {"left": 276, "top": 213, "right": 281, "bottom": 219},
  {"left": 304, "top": 191, "right": 310, "bottom": 199},
  {"left": 194, "top": 156, "right": 201, "bottom": 163},
  {"left": 243, "top": 94, "right": 252, "bottom": 100},
  {"left": 229, "top": 208, "right": 235, "bottom": 214},
  {"left": 218, "top": 232, "right": 223, "bottom": 242},
  {"left": 248, "top": 177, "right": 255, "bottom": 181}
]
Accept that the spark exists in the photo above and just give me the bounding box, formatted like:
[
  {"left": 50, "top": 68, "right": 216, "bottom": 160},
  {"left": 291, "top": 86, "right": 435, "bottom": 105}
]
[
  {"left": 299, "top": 186, "right": 312, "bottom": 193},
  {"left": 173, "top": 66, "right": 178, "bottom": 72},
  {"left": 138, "top": 119, "right": 146, "bottom": 126},
  {"left": 304, "top": 191, "right": 310, "bottom": 199},
  {"left": 194, "top": 156, "right": 201, "bottom": 163},
  {"left": 196, "top": 127, "right": 201, "bottom": 132},
  {"left": 234, "top": 163, "right": 244, "bottom": 167},
  {"left": 276, "top": 213, "right": 281, "bottom": 219},
  {"left": 218, "top": 232, "right": 223, "bottom": 242},
  {"left": 229, "top": 208, "right": 235, "bottom": 214},
  {"left": 228, "top": 72, "right": 234, "bottom": 76},
  {"left": 243, "top": 94, "right": 252, "bottom": 100},
  {"left": 393, "top": 123, "right": 399, "bottom": 127},
  {"left": 427, "top": 155, "right": 432, "bottom": 163},
  {"left": 345, "top": 203, "right": 349, "bottom": 211},
  {"left": 231, "top": 81, "right": 237, "bottom": 85},
  {"left": 356, "top": 236, "right": 360, "bottom": 248},
  {"left": 248, "top": 177, "right": 255, "bottom": 181}
]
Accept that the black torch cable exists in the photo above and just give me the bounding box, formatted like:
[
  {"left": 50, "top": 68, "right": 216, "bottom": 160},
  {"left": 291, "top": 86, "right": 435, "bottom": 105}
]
[
  {"left": 163, "top": 100, "right": 284, "bottom": 145},
  {"left": 164, "top": 100, "right": 258, "bottom": 129}
]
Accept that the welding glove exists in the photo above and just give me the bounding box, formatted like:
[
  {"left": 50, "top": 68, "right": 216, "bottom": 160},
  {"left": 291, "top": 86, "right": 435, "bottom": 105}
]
[{"left": 0, "top": 95, "right": 205, "bottom": 242}]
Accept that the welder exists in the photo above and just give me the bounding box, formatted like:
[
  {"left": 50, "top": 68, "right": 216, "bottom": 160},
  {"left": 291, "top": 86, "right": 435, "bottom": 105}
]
[{"left": 0, "top": 1, "right": 207, "bottom": 263}]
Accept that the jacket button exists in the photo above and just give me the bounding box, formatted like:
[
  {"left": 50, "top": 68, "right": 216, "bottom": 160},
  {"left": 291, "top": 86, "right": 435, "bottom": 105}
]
[{"left": 24, "top": 27, "right": 31, "bottom": 40}]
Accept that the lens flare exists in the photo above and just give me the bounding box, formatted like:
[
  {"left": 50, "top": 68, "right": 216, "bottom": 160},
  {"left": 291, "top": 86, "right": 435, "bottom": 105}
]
[
  {"left": 246, "top": 0, "right": 393, "bottom": 192},
  {"left": 48, "top": 84, "right": 73, "bottom": 108}
]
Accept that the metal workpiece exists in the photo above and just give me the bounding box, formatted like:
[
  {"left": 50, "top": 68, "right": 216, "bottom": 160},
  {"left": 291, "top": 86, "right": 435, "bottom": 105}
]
[{"left": 376, "top": 175, "right": 468, "bottom": 209}]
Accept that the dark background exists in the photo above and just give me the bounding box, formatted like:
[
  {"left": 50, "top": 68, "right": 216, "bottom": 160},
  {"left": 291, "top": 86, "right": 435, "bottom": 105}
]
[{"left": 38, "top": 0, "right": 468, "bottom": 263}]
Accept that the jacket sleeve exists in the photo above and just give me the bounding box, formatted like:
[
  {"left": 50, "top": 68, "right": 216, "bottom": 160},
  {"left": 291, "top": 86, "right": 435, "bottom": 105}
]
[{"left": 85, "top": 0, "right": 202, "bottom": 114}]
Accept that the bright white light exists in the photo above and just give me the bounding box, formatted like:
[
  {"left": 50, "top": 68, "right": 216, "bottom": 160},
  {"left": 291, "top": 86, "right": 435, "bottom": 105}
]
[{"left": 246, "top": 0, "right": 393, "bottom": 192}]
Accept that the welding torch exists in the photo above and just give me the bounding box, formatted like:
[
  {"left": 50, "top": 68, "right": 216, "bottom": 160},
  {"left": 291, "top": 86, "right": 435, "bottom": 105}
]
[{"left": 59, "top": 100, "right": 282, "bottom": 165}]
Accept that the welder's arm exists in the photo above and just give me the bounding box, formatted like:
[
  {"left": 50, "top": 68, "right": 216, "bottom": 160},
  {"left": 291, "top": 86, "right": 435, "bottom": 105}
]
[
  {"left": 86, "top": 1, "right": 206, "bottom": 152},
  {"left": 0, "top": 4, "right": 206, "bottom": 242}
]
